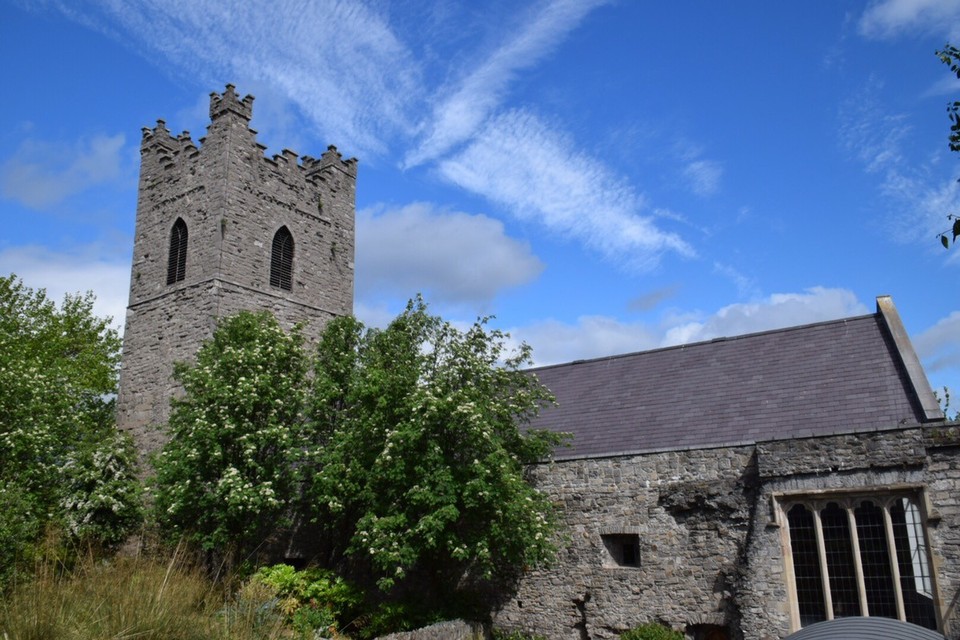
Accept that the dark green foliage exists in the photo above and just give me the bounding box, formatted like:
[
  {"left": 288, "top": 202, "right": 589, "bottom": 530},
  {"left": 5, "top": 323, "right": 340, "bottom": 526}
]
[
  {"left": 152, "top": 299, "right": 565, "bottom": 629},
  {"left": 306, "top": 297, "right": 564, "bottom": 620},
  {"left": 620, "top": 622, "right": 685, "bottom": 640},
  {"left": 245, "top": 564, "right": 362, "bottom": 637},
  {"left": 153, "top": 311, "right": 309, "bottom": 558},
  {"left": 0, "top": 274, "right": 141, "bottom": 586},
  {"left": 492, "top": 630, "right": 548, "bottom": 640}
]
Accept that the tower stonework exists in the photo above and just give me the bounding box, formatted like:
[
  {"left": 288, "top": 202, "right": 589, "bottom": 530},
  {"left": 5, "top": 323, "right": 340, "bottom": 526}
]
[{"left": 117, "top": 84, "right": 356, "bottom": 455}]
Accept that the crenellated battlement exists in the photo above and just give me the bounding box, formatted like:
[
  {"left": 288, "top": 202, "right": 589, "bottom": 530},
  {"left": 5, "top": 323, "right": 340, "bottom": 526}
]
[
  {"left": 119, "top": 83, "right": 357, "bottom": 458},
  {"left": 139, "top": 85, "right": 357, "bottom": 182},
  {"left": 209, "top": 83, "right": 254, "bottom": 122}
]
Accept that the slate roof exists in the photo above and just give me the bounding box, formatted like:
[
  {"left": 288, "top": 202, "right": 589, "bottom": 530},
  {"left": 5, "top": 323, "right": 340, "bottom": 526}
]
[{"left": 526, "top": 298, "right": 942, "bottom": 461}]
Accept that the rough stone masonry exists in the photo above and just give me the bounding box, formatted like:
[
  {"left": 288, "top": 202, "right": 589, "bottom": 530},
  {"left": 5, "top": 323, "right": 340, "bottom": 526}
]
[{"left": 116, "top": 84, "right": 356, "bottom": 455}]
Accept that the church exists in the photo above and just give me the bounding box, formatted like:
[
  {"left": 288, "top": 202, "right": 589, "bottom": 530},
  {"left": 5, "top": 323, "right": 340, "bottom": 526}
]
[{"left": 117, "top": 86, "right": 958, "bottom": 640}]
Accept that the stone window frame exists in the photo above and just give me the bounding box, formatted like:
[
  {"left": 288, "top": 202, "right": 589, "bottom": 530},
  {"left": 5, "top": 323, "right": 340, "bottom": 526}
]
[
  {"left": 773, "top": 485, "right": 942, "bottom": 634},
  {"left": 166, "top": 217, "right": 188, "bottom": 285},
  {"left": 270, "top": 225, "right": 294, "bottom": 291},
  {"left": 600, "top": 526, "right": 641, "bottom": 569}
]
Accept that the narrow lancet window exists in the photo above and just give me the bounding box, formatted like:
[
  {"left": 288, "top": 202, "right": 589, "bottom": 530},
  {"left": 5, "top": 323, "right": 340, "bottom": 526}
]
[
  {"left": 166, "top": 218, "right": 188, "bottom": 284},
  {"left": 270, "top": 226, "right": 294, "bottom": 291}
]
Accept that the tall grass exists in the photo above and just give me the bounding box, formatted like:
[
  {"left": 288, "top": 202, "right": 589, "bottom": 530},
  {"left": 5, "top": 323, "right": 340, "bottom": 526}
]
[{"left": 0, "top": 544, "right": 290, "bottom": 640}]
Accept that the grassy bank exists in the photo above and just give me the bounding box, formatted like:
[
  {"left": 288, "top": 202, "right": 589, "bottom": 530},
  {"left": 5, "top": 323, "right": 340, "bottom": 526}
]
[{"left": 0, "top": 549, "right": 290, "bottom": 640}]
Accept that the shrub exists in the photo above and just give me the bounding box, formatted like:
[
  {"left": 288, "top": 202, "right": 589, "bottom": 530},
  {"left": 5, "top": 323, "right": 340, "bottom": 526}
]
[
  {"left": 0, "top": 274, "right": 140, "bottom": 588},
  {"left": 621, "top": 622, "right": 685, "bottom": 640},
  {"left": 244, "top": 563, "right": 363, "bottom": 637},
  {"left": 492, "top": 630, "right": 548, "bottom": 640}
]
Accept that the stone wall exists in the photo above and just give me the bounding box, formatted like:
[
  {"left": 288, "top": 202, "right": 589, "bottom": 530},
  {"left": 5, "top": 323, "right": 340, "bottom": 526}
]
[
  {"left": 496, "top": 426, "right": 960, "bottom": 640},
  {"left": 117, "top": 84, "right": 355, "bottom": 456},
  {"left": 497, "top": 447, "right": 755, "bottom": 639}
]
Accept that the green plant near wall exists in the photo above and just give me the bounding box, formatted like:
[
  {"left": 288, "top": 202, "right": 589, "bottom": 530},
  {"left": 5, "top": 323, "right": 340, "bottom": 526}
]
[
  {"left": 243, "top": 564, "right": 363, "bottom": 637},
  {"left": 492, "top": 631, "right": 548, "bottom": 640},
  {"left": 620, "top": 622, "right": 684, "bottom": 640}
]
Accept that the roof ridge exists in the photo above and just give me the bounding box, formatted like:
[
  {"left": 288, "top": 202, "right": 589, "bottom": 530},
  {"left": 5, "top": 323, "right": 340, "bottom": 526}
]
[{"left": 527, "top": 311, "right": 878, "bottom": 373}]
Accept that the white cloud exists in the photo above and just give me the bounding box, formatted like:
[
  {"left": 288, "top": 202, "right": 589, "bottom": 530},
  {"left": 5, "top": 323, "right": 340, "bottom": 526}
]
[
  {"left": 0, "top": 245, "right": 131, "bottom": 333},
  {"left": 439, "top": 109, "right": 694, "bottom": 270},
  {"left": 684, "top": 159, "right": 723, "bottom": 197},
  {"left": 882, "top": 169, "right": 960, "bottom": 244},
  {"left": 661, "top": 288, "right": 870, "bottom": 346},
  {"left": 838, "top": 78, "right": 910, "bottom": 174},
  {"left": 404, "top": 0, "right": 610, "bottom": 167},
  {"left": 914, "top": 311, "right": 960, "bottom": 373},
  {"left": 352, "top": 299, "right": 400, "bottom": 331},
  {"left": 356, "top": 202, "right": 543, "bottom": 303},
  {"left": 859, "top": 0, "right": 960, "bottom": 40},
  {"left": 510, "top": 315, "right": 660, "bottom": 366},
  {"left": 0, "top": 134, "right": 126, "bottom": 208},
  {"left": 510, "top": 287, "right": 871, "bottom": 367},
  {"left": 712, "top": 262, "right": 760, "bottom": 299},
  {"left": 921, "top": 73, "right": 960, "bottom": 99},
  {"left": 45, "top": 0, "right": 420, "bottom": 158},
  {"left": 838, "top": 78, "right": 960, "bottom": 244}
]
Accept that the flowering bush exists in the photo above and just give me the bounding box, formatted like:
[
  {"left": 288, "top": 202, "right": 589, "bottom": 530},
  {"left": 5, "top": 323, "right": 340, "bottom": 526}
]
[
  {"left": 0, "top": 274, "right": 140, "bottom": 584},
  {"left": 153, "top": 311, "right": 308, "bottom": 557},
  {"left": 307, "top": 298, "right": 565, "bottom": 618},
  {"left": 60, "top": 429, "right": 142, "bottom": 547}
]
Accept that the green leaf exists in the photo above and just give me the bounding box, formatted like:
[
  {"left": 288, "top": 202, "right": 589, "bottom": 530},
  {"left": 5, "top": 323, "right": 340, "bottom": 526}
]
[{"left": 942, "top": 234, "right": 950, "bottom": 249}]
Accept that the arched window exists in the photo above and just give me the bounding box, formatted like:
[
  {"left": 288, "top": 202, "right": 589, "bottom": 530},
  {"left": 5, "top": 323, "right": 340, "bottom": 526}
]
[
  {"left": 270, "top": 226, "right": 294, "bottom": 291},
  {"left": 166, "top": 218, "right": 188, "bottom": 284}
]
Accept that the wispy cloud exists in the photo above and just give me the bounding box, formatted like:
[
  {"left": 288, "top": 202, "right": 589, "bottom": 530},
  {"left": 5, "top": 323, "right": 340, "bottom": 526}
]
[
  {"left": 41, "top": 0, "right": 420, "bottom": 158},
  {"left": 439, "top": 109, "right": 694, "bottom": 269},
  {"left": 712, "top": 262, "right": 759, "bottom": 299},
  {"left": 0, "top": 134, "right": 126, "bottom": 208},
  {"left": 838, "top": 77, "right": 960, "bottom": 244},
  {"left": 683, "top": 159, "right": 723, "bottom": 197},
  {"left": 31, "top": 0, "right": 690, "bottom": 270},
  {"left": 404, "top": 0, "right": 610, "bottom": 167},
  {"left": 859, "top": 0, "right": 960, "bottom": 40},
  {"left": 838, "top": 77, "right": 910, "bottom": 174},
  {"left": 356, "top": 202, "right": 543, "bottom": 304}
]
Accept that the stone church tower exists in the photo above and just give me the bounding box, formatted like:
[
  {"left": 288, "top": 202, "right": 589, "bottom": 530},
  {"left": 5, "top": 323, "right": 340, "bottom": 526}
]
[{"left": 117, "top": 84, "right": 356, "bottom": 455}]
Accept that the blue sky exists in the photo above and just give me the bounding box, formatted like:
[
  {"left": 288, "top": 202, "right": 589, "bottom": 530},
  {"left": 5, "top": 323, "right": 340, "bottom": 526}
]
[{"left": 1, "top": 0, "right": 958, "bottom": 403}]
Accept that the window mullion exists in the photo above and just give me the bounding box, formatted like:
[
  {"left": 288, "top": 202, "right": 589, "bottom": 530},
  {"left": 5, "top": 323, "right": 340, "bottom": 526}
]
[
  {"left": 812, "top": 507, "right": 834, "bottom": 620},
  {"left": 882, "top": 504, "right": 906, "bottom": 621},
  {"left": 846, "top": 506, "right": 869, "bottom": 617}
]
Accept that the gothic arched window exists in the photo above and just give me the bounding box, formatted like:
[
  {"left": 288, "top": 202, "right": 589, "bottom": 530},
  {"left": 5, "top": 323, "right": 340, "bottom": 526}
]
[
  {"left": 166, "top": 218, "right": 188, "bottom": 285},
  {"left": 270, "top": 226, "right": 294, "bottom": 291}
]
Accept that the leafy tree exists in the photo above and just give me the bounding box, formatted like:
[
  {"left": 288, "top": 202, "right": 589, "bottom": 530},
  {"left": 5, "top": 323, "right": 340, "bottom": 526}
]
[
  {"left": 153, "top": 311, "right": 308, "bottom": 559},
  {"left": 0, "top": 274, "right": 140, "bottom": 583},
  {"left": 936, "top": 44, "right": 960, "bottom": 248},
  {"left": 306, "top": 298, "right": 564, "bottom": 619}
]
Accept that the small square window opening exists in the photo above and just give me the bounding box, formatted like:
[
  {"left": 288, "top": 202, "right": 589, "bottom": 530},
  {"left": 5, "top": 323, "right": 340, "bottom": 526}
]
[{"left": 602, "top": 533, "right": 640, "bottom": 568}]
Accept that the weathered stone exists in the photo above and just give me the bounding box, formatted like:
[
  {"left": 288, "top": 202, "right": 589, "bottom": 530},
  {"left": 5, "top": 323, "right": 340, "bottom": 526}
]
[
  {"left": 116, "top": 85, "right": 355, "bottom": 456},
  {"left": 496, "top": 429, "right": 960, "bottom": 640}
]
